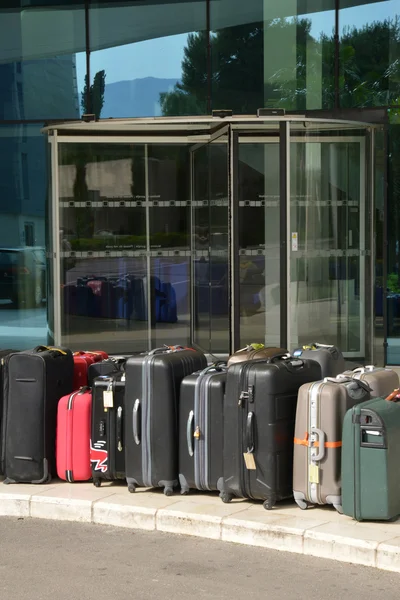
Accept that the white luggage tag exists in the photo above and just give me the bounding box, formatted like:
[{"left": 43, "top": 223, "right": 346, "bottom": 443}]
[
  {"left": 103, "top": 380, "right": 114, "bottom": 409},
  {"left": 309, "top": 463, "right": 319, "bottom": 484}
]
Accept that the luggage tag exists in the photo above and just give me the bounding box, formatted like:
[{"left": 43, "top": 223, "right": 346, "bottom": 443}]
[
  {"left": 103, "top": 381, "right": 114, "bottom": 409},
  {"left": 243, "top": 452, "right": 256, "bottom": 470}
]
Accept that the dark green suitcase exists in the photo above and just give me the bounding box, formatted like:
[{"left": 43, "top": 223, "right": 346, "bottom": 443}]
[{"left": 342, "top": 391, "right": 400, "bottom": 521}]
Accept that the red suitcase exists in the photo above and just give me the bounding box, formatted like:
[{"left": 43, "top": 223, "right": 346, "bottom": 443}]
[
  {"left": 56, "top": 388, "right": 92, "bottom": 482},
  {"left": 73, "top": 351, "right": 108, "bottom": 389}
]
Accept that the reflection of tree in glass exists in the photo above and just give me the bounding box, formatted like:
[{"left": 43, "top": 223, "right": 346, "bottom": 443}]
[
  {"left": 81, "top": 70, "right": 106, "bottom": 118},
  {"left": 160, "top": 18, "right": 400, "bottom": 114}
]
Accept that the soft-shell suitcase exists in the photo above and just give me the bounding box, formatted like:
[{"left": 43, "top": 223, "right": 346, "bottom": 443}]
[
  {"left": 221, "top": 354, "right": 321, "bottom": 509},
  {"left": 342, "top": 365, "right": 399, "bottom": 399},
  {"left": 227, "top": 344, "right": 288, "bottom": 367},
  {"left": 0, "top": 350, "right": 17, "bottom": 428},
  {"left": 2, "top": 346, "right": 74, "bottom": 483},
  {"left": 342, "top": 390, "right": 400, "bottom": 521},
  {"left": 124, "top": 346, "right": 207, "bottom": 494},
  {"left": 293, "top": 376, "right": 371, "bottom": 512},
  {"left": 91, "top": 372, "right": 126, "bottom": 486},
  {"left": 292, "top": 343, "right": 345, "bottom": 377},
  {"left": 179, "top": 363, "right": 226, "bottom": 494},
  {"left": 57, "top": 387, "right": 92, "bottom": 482}
]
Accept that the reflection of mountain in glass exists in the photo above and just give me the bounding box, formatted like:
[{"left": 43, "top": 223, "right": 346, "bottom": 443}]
[{"left": 102, "top": 77, "right": 180, "bottom": 118}]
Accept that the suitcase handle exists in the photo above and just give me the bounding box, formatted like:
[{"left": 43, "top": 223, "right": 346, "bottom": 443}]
[
  {"left": 133, "top": 399, "right": 141, "bottom": 445},
  {"left": 386, "top": 389, "right": 400, "bottom": 402},
  {"left": 117, "top": 406, "right": 123, "bottom": 452},
  {"left": 187, "top": 411, "right": 194, "bottom": 457},
  {"left": 246, "top": 411, "right": 255, "bottom": 453},
  {"left": 34, "top": 345, "right": 67, "bottom": 356},
  {"left": 310, "top": 427, "right": 326, "bottom": 461}
]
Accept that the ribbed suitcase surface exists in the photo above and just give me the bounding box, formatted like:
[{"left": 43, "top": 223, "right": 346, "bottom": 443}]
[
  {"left": 222, "top": 355, "right": 321, "bottom": 509},
  {"left": 179, "top": 364, "right": 226, "bottom": 494},
  {"left": 124, "top": 347, "right": 207, "bottom": 495}
]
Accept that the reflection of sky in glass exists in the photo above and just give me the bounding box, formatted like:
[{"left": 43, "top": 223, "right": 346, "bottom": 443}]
[{"left": 75, "top": 1, "right": 399, "bottom": 97}]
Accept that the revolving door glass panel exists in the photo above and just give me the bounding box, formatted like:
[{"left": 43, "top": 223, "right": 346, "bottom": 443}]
[
  {"left": 289, "top": 127, "right": 372, "bottom": 359},
  {"left": 191, "top": 131, "right": 229, "bottom": 354},
  {"left": 237, "top": 133, "right": 281, "bottom": 348},
  {"left": 57, "top": 141, "right": 191, "bottom": 353}
]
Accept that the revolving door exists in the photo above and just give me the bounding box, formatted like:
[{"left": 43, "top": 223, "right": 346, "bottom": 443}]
[{"left": 45, "top": 116, "right": 375, "bottom": 361}]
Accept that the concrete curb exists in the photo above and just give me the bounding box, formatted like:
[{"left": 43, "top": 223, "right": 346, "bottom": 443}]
[{"left": 1, "top": 484, "right": 400, "bottom": 573}]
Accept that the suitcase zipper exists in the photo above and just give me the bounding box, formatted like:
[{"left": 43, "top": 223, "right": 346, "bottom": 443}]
[
  {"left": 66, "top": 390, "right": 80, "bottom": 483},
  {"left": 238, "top": 362, "right": 254, "bottom": 499},
  {"left": 194, "top": 370, "right": 213, "bottom": 491}
]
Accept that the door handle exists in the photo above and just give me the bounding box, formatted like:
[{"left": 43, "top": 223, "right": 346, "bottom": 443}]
[
  {"left": 116, "top": 406, "right": 123, "bottom": 452},
  {"left": 187, "top": 410, "right": 194, "bottom": 457},
  {"left": 133, "top": 399, "right": 141, "bottom": 445},
  {"left": 246, "top": 411, "right": 255, "bottom": 453}
]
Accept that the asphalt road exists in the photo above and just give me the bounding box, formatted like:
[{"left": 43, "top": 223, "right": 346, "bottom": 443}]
[{"left": 0, "top": 518, "right": 398, "bottom": 600}]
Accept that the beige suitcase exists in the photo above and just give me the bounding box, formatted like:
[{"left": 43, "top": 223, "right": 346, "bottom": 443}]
[
  {"left": 227, "top": 344, "right": 288, "bottom": 367},
  {"left": 293, "top": 376, "right": 371, "bottom": 512},
  {"left": 342, "top": 365, "right": 399, "bottom": 398}
]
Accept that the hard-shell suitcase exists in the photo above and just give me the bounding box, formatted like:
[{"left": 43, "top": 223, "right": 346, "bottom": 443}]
[
  {"left": 227, "top": 344, "right": 288, "bottom": 367},
  {"left": 91, "top": 372, "right": 126, "bottom": 486},
  {"left": 56, "top": 387, "right": 92, "bottom": 482},
  {"left": 73, "top": 351, "right": 108, "bottom": 390},
  {"left": 342, "top": 365, "right": 399, "bottom": 399},
  {"left": 87, "top": 356, "right": 126, "bottom": 387},
  {"left": 124, "top": 346, "right": 207, "bottom": 494},
  {"left": 2, "top": 346, "right": 74, "bottom": 483},
  {"left": 293, "top": 376, "right": 371, "bottom": 512},
  {"left": 221, "top": 354, "right": 321, "bottom": 509},
  {"left": 342, "top": 389, "right": 400, "bottom": 521},
  {"left": 179, "top": 363, "right": 226, "bottom": 494},
  {"left": 292, "top": 343, "right": 345, "bottom": 377}
]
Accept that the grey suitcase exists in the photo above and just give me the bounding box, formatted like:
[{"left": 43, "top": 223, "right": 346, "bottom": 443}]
[
  {"left": 179, "top": 363, "right": 226, "bottom": 494},
  {"left": 293, "top": 375, "right": 371, "bottom": 513},
  {"left": 342, "top": 365, "right": 399, "bottom": 399},
  {"left": 292, "top": 343, "right": 345, "bottom": 377}
]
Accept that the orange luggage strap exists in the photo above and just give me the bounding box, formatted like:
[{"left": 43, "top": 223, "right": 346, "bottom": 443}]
[{"left": 294, "top": 432, "right": 342, "bottom": 449}]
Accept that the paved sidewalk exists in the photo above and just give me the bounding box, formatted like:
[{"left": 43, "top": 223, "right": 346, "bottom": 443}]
[{"left": 0, "top": 480, "right": 399, "bottom": 573}]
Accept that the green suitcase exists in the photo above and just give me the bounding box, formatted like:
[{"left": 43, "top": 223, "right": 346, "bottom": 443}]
[{"left": 342, "top": 390, "right": 400, "bottom": 521}]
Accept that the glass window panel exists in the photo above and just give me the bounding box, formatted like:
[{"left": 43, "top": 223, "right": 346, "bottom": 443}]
[
  {"left": 210, "top": 0, "right": 335, "bottom": 113},
  {"left": 89, "top": 2, "right": 207, "bottom": 118},
  {"left": 339, "top": 0, "right": 400, "bottom": 108},
  {"left": 0, "top": 124, "right": 47, "bottom": 349},
  {"left": 0, "top": 7, "right": 86, "bottom": 120}
]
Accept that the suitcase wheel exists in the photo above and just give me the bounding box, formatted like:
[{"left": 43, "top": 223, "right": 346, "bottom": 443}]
[
  {"left": 294, "top": 497, "right": 309, "bottom": 511},
  {"left": 263, "top": 496, "right": 276, "bottom": 511},
  {"left": 164, "top": 486, "right": 174, "bottom": 497},
  {"left": 220, "top": 492, "right": 233, "bottom": 504},
  {"left": 93, "top": 478, "right": 101, "bottom": 488},
  {"left": 128, "top": 483, "right": 136, "bottom": 493}
]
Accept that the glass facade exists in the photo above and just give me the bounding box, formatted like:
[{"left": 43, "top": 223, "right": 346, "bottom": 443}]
[{"left": 0, "top": 0, "right": 399, "bottom": 361}]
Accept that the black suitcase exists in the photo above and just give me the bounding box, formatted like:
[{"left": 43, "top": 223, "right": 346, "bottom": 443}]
[
  {"left": 88, "top": 356, "right": 126, "bottom": 387},
  {"left": 179, "top": 363, "right": 226, "bottom": 494},
  {"left": 91, "top": 372, "right": 126, "bottom": 486},
  {"left": 124, "top": 346, "right": 207, "bottom": 495},
  {"left": 221, "top": 354, "right": 322, "bottom": 509},
  {"left": 2, "top": 346, "right": 74, "bottom": 483}
]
